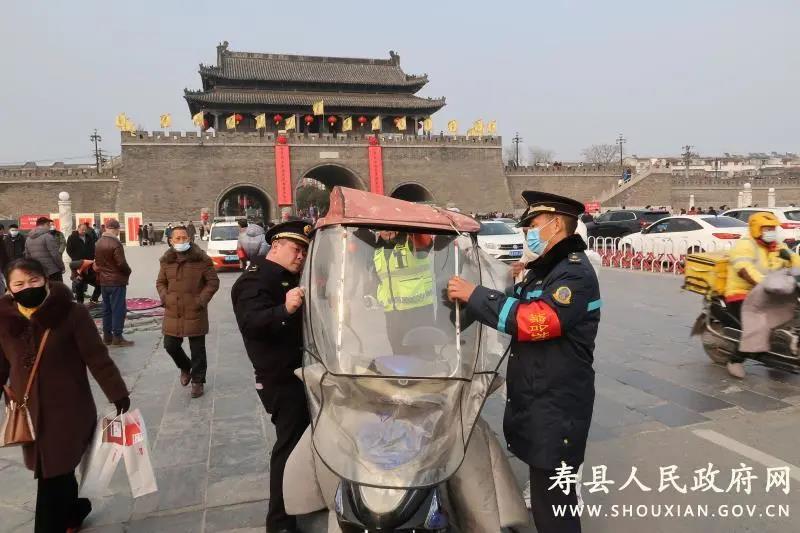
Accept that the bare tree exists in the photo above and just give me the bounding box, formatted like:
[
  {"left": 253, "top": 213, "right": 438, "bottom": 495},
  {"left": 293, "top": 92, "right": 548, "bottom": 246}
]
[
  {"left": 581, "top": 144, "right": 619, "bottom": 165},
  {"left": 528, "top": 146, "right": 555, "bottom": 166}
]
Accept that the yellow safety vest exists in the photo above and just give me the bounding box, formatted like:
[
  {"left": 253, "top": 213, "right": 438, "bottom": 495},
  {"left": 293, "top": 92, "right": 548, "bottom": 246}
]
[{"left": 373, "top": 240, "right": 434, "bottom": 311}]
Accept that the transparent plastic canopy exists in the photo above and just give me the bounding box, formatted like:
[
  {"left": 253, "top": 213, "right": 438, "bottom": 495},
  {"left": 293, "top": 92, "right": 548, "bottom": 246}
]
[{"left": 300, "top": 226, "right": 512, "bottom": 488}]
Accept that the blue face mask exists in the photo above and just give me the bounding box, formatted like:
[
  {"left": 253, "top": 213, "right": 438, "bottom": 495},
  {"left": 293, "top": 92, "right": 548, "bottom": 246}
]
[
  {"left": 526, "top": 218, "right": 556, "bottom": 255},
  {"left": 173, "top": 242, "right": 191, "bottom": 253}
]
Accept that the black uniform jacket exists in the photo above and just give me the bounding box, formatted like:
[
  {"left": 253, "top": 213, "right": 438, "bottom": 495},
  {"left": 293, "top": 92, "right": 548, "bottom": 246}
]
[
  {"left": 231, "top": 257, "right": 303, "bottom": 386},
  {"left": 466, "top": 235, "right": 601, "bottom": 470}
]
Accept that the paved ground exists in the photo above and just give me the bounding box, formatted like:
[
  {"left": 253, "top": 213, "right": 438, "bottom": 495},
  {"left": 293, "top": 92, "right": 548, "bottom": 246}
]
[{"left": 2, "top": 243, "right": 800, "bottom": 532}]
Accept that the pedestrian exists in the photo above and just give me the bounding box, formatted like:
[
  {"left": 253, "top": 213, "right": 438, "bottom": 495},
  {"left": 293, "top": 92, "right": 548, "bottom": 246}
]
[
  {"left": 24, "top": 216, "right": 65, "bottom": 282},
  {"left": 165, "top": 223, "right": 174, "bottom": 246},
  {"left": 447, "top": 191, "right": 600, "bottom": 533},
  {"left": 148, "top": 223, "right": 155, "bottom": 244},
  {"left": 142, "top": 223, "right": 150, "bottom": 246},
  {"left": 708, "top": 206, "right": 718, "bottom": 216},
  {"left": 4, "top": 223, "right": 26, "bottom": 261},
  {"left": 50, "top": 222, "right": 67, "bottom": 255},
  {"left": 237, "top": 221, "right": 269, "bottom": 269},
  {"left": 231, "top": 220, "right": 311, "bottom": 533},
  {"left": 94, "top": 219, "right": 134, "bottom": 347},
  {"left": 186, "top": 221, "right": 197, "bottom": 243},
  {"left": 66, "top": 223, "right": 101, "bottom": 305},
  {"left": 0, "top": 232, "right": 8, "bottom": 293},
  {"left": 199, "top": 223, "right": 205, "bottom": 241},
  {"left": 156, "top": 226, "right": 220, "bottom": 398},
  {"left": 137, "top": 225, "right": 144, "bottom": 246},
  {"left": 0, "top": 257, "right": 130, "bottom": 533}
]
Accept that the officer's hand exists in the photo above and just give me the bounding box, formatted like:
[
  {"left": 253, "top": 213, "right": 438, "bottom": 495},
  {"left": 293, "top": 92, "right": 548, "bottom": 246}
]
[
  {"left": 447, "top": 276, "right": 476, "bottom": 304},
  {"left": 511, "top": 261, "right": 525, "bottom": 278},
  {"left": 362, "top": 295, "right": 379, "bottom": 309},
  {"left": 285, "top": 287, "right": 305, "bottom": 315}
]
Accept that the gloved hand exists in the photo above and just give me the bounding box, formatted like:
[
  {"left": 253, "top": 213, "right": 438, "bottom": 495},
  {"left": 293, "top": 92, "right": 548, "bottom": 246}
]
[
  {"left": 362, "top": 295, "right": 379, "bottom": 310},
  {"left": 114, "top": 396, "right": 130, "bottom": 415}
]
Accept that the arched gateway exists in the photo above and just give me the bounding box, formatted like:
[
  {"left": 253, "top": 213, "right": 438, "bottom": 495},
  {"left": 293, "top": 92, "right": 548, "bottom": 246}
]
[{"left": 216, "top": 185, "right": 273, "bottom": 222}]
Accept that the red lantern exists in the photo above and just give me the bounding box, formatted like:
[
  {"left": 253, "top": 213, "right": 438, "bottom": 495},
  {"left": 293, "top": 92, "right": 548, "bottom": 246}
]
[
  {"left": 273, "top": 114, "right": 283, "bottom": 125},
  {"left": 358, "top": 116, "right": 368, "bottom": 126},
  {"left": 328, "top": 116, "right": 338, "bottom": 124},
  {"left": 235, "top": 114, "right": 243, "bottom": 122},
  {"left": 202, "top": 119, "right": 209, "bottom": 129},
  {"left": 304, "top": 114, "right": 314, "bottom": 124},
  {"left": 368, "top": 136, "right": 379, "bottom": 146},
  {"left": 277, "top": 135, "right": 288, "bottom": 145}
]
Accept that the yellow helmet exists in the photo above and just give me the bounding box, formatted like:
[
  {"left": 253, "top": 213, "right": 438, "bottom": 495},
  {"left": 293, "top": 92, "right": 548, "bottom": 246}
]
[{"left": 748, "top": 211, "right": 780, "bottom": 239}]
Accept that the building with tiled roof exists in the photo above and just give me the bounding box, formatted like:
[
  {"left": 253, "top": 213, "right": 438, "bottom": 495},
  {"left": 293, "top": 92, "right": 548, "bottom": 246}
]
[{"left": 184, "top": 41, "right": 445, "bottom": 134}]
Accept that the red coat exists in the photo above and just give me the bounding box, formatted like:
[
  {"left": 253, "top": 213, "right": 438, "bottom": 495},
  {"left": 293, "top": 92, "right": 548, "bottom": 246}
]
[{"left": 0, "top": 283, "right": 129, "bottom": 478}]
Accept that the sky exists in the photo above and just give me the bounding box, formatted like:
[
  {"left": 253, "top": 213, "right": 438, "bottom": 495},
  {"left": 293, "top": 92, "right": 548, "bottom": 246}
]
[{"left": 1, "top": 0, "right": 798, "bottom": 165}]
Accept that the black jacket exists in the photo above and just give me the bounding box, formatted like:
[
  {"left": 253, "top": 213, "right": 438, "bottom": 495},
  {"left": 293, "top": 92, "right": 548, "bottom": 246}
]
[
  {"left": 3, "top": 234, "right": 26, "bottom": 261},
  {"left": 466, "top": 235, "right": 600, "bottom": 470},
  {"left": 66, "top": 232, "right": 96, "bottom": 262},
  {"left": 231, "top": 257, "right": 303, "bottom": 386}
]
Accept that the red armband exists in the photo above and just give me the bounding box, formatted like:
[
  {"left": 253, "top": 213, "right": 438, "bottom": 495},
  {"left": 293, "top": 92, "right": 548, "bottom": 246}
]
[{"left": 515, "top": 300, "right": 562, "bottom": 342}]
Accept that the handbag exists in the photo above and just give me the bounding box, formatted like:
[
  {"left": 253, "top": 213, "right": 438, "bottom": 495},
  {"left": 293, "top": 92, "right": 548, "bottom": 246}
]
[{"left": 1, "top": 329, "right": 50, "bottom": 447}]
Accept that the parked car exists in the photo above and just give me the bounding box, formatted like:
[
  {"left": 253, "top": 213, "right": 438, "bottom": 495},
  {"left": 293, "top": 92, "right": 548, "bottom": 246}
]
[
  {"left": 207, "top": 217, "right": 242, "bottom": 271},
  {"left": 619, "top": 215, "right": 747, "bottom": 255},
  {"left": 491, "top": 217, "right": 522, "bottom": 233},
  {"left": 477, "top": 220, "right": 525, "bottom": 263},
  {"left": 586, "top": 209, "right": 671, "bottom": 238},
  {"left": 721, "top": 207, "right": 800, "bottom": 247}
]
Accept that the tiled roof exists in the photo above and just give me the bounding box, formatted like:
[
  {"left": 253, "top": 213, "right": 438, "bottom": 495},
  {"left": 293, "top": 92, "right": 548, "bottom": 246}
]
[
  {"left": 184, "top": 88, "right": 445, "bottom": 112},
  {"left": 200, "top": 47, "right": 428, "bottom": 89}
]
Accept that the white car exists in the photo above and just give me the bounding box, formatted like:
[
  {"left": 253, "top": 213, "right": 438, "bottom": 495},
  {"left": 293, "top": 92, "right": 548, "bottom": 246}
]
[
  {"left": 491, "top": 218, "right": 523, "bottom": 234},
  {"left": 619, "top": 215, "right": 747, "bottom": 255},
  {"left": 721, "top": 207, "right": 800, "bottom": 247},
  {"left": 207, "top": 218, "right": 243, "bottom": 271},
  {"left": 478, "top": 220, "right": 525, "bottom": 263}
]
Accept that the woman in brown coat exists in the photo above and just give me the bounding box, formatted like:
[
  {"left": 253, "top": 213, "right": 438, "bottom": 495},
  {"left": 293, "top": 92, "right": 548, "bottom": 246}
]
[
  {"left": 0, "top": 258, "right": 129, "bottom": 532},
  {"left": 156, "top": 226, "right": 220, "bottom": 398}
]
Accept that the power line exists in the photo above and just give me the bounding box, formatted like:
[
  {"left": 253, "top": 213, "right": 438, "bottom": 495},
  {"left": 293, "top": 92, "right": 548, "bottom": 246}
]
[{"left": 90, "top": 129, "right": 103, "bottom": 172}]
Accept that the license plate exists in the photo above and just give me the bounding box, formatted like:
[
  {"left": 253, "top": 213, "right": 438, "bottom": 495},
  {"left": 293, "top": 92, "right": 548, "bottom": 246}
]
[
  {"left": 224, "top": 255, "right": 238, "bottom": 262},
  {"left": 509, "top": 250, "right": 523, "bottom": 257}
]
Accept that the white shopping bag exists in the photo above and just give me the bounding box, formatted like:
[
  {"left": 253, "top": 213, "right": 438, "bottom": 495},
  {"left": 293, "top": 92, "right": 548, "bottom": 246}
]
[
  {"left": 121, "top": 408, "right": 158, "bottom": 498},
  {"left": 78, "top": 415, "right": 125, "bottom": 498}
]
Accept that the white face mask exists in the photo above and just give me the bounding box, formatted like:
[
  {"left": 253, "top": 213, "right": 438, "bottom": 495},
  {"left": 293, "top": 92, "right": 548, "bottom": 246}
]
[
  {"left": 9, "top": 229, "right": 19, "bottom": 237},
  {"left": 761, "top": 229, "right": 778, "bottom": 243}
]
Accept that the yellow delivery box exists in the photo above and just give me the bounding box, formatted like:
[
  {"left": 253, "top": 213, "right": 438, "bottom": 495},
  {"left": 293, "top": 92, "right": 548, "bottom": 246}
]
[{"left": 683, "top": 252, "right": 728, "bottom": 296}]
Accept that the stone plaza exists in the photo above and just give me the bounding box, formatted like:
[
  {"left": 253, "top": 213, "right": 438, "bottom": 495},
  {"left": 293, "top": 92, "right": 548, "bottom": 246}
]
[{"left": 1, "top": 244, "right": 799, "bottom": 532}]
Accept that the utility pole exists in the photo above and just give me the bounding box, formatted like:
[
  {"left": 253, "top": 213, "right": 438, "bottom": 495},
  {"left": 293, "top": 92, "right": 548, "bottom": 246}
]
[
  {"left": 512, "top": 132, "right": 523, "bottom": 167},
  {"left": 90, "top": 129, "right": 103, "bottom": 172},
  {"left": 616, "top": 133, "right": 626, "bottom": 167},
  {"left": 682, "top": 144, "right": 693, "bottom": 180}
]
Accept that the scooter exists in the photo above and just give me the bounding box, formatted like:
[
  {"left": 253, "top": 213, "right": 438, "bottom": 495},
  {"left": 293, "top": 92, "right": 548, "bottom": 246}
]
[
  {"left": 692, "top": 283, "right": 800, "bottom": 374},
  {"left": 283, "top": 187, "right": 530, "bottom": 532}
]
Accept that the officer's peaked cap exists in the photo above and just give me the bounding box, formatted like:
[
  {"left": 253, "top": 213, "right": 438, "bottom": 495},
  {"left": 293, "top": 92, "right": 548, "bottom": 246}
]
[
  {"left": 518, "top": 191, "right": 585, "bottom": 227},
  {"left": 265, "top": 220, "right": 313, "bottom": 246}
]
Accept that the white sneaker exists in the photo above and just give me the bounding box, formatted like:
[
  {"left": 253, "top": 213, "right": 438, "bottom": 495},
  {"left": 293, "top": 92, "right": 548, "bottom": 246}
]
[
  {"left": 522, "top": 480, "right": 531, "bottom": 509},
  {"left": 727, "top": 362, "right": 746, "bottom": 379}
]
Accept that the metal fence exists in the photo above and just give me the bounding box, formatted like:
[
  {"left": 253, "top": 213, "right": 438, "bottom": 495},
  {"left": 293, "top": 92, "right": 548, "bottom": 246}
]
[{"left": 586, "top": 236, "right": 740, "bottom": 275}]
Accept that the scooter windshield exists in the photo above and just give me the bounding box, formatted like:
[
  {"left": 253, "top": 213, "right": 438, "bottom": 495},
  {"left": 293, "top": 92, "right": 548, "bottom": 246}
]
[{"left": 301, "top": 226, "right": 512, "bottom": 488}]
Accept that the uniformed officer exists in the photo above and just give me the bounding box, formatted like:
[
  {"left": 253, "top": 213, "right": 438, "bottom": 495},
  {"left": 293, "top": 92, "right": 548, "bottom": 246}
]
[
  {"left": 231, "top": 220, "right": 312, "bottom": 533},
  {"left": 447, "top": 191, "right": 601, "bottom": 533}
]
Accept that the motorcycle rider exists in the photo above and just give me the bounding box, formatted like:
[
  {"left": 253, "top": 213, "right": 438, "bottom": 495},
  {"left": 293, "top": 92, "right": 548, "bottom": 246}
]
[
  {"left": 356, "top": 229, "right": 437, "bottom": 354},
  {"left": 448, "top": 191, "right": 600, "bottom": 533},
  {"left": 724, "top": 211, "right": 800, "bottom": 378}
]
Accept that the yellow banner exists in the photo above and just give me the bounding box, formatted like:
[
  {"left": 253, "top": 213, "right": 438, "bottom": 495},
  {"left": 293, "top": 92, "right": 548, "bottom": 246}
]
[
  {"left": 342, "top": 116, "right": 353, "bottom": 132},
  {"left": 371, "top": 116, "right": 381, "bottom": 131},
  {"left": 487, "top": 120, "right": 497, "bottom": 134},
  {"left": 123, "top": 118, "right": 135, "bottom": 133},
  {"left": 255, "top": 113, "right": 267, "bottom": 130},
  {"left": 159, "top": 113, "right": 172, "bottom": 129},
  {"left": 115, "top": 113, "right": 127, "bottom": 130},
  {"left": 312, "top": 100, "right": 324, "bottom": 116},
  {"left": 423, "top": 117, "right": 433, "bottom": 133},
  {"left": 192, "top": 112, "right": 205, "bottom": 127},
  {"left": 395, "top": 116, "right": 407, "bottom": 131},
  {"left": 285, "top": 115, "right": 296, "bottom": 131},
  {"left": 472, "top": 119, "right": 484, "bottom": 136},
  {"left": 226, "top": 115, "right": 237, "bottom": 130},
  {"left": 447, "top": 120, "right": 458, "bottom": 133}
]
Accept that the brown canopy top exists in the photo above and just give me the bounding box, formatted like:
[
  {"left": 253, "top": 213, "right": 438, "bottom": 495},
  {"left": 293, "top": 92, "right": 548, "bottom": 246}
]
[{"left": 316, "top": 187, "right": 480, "bottom": 233}]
